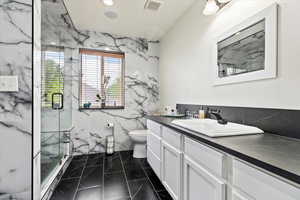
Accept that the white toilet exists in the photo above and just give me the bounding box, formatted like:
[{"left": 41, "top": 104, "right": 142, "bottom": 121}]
[{"left": 129, "top": 129, "right": 148, "bottom": 158}]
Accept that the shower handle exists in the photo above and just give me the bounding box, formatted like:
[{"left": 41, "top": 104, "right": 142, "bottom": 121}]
[{"left": 52, "top": 93, "right": 64, "bottom": 110}]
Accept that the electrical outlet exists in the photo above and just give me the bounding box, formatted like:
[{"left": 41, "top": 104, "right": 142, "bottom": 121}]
[{"left": 0, "top": 76, "right": 19, "bottom": 92}]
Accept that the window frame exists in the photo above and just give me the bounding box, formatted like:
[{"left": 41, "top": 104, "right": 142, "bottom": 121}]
[{"left": 79, "top": 48, "right": 125, "bottom": 110}]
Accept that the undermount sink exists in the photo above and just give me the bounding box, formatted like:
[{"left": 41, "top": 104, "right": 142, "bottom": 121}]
[{"left": 171, "top": 118, "right": 264, "bottom": 137}]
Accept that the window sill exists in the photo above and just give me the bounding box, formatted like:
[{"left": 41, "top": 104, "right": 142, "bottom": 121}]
[{"left": 79, "top": 106, "right": 125, "bottom": 111}]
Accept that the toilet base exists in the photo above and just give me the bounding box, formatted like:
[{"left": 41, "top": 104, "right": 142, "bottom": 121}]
[{"left": 133, "top": 143, "right": 147, "bottom": 158}]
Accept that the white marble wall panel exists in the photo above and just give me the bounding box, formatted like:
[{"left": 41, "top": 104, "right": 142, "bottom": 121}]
[{"left": 0, "top": 0, "right": 33, "bottom": 199}]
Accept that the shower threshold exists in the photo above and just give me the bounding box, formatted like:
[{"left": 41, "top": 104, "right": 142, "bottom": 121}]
[{"left": 41, "top": 155, "right": 70, "bottom": 199}]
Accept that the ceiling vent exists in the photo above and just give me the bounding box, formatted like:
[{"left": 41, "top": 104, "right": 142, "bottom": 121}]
[{"left": 144, "top": 0, "right": 163, "bottom": 11}]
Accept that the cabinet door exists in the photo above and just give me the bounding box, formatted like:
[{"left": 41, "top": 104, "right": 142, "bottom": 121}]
[
  {"left": 147, "top": 120, "right": 161, "bottom": 137},
  {"left": 184, "top": 156, "right": 225, "bottom": 200},
  {"left": 147, "top": 131, "right": 161, "bottom": 159},
  {"left": 161, "top": 141, "right": 182, "bottom": 200},
  {"left": 233, "top": 160, "right": 300, "bottom": 200},
  {"left": 147, "top": 148, "right": 161, "bottom": 178}
]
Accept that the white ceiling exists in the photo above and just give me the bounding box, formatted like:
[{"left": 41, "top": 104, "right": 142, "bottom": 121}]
[{"left": 63, "top": 0, "right": 198, "bottom": 40}]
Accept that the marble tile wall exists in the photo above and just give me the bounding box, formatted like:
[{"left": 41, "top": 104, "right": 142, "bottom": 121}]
[
  {"left": 0, "top": 0, "right": 34, "bottom": 199},
  {"left": 41, "top": 0, "right": 160, "bottom": 155}
]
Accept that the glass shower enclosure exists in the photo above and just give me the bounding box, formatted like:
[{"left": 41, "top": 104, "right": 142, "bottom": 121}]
[
  {"left": 40, "top": 46, "right": 72, "bottom": 195},
  {"left": 40, "top": 0, "right": 78, "bottom": 195}
]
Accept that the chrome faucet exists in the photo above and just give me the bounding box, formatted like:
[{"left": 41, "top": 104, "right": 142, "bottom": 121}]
[{"left": 207, "top": 109, "right": 228, "bottom": 125}]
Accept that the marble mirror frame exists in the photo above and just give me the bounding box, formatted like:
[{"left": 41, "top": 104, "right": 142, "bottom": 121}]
[{"left": 213, "top": 3, "right": 278, "bottom": 86}]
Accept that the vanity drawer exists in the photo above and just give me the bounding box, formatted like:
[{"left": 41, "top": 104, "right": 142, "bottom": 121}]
[
  {"left": 147, "top": 148, "right": 161, "bottom": 178},
  {"left": 184, "top": 137, "right": 224, "bottom": 177},
  {"left": 147, "top": 131, "right": 161, "bottom": 158},
  {"left": 147, "top": 120, "right": 161, "bottom": 137},
  {"left": 233, "top": 159, "right": 300, "bottom": 200},
  {"left": 162, "top": 126, "right": 182, "bottom": 150}
]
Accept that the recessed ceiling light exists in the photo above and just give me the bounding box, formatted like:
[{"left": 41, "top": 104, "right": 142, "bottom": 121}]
[{"left": 102, "top": 0, "right": 114, "bottom": 6}]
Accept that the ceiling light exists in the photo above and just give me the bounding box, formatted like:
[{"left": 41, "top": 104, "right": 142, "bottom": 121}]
[
  {"left": 203, "top": 0, "right": 219, "bottom": 16},
  {"left": 218, "top": 0, "right": 231, "bottom": 3},
  {"left": 102, "top": 0, "right": 114, "bottom": 6}
]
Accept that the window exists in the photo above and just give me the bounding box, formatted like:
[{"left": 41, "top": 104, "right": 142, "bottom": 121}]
[
  {"left": 79, "top": 49, "right": 125, "bottom": 109},
  {"left": 41, "top": 46, "right": 64, "bottom": 108}
]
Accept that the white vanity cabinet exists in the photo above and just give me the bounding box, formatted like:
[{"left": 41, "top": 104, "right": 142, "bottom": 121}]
[
  {"left": 146, "top": 119, "right": 300, "bottom": 200},
  {"left": 147, "top": 120, "right": 183, "bottom": 200},
  {"left": 183, "top": 137, "right": 226, "bottom": 200},
  {"left": 183, "top": 156, "right": 226, "bottom": 200},
  {"left": 161, "top": 141, "right": 182, "bottom": 200},
  {"left": 146, "top": 120, "right": 162, "bottom": 178},
  {"left": 232, "top": 160, "right": 300, "bottom": 200},
  {"left": 161, "top": 126, "right": 183, "bottom": 200}
]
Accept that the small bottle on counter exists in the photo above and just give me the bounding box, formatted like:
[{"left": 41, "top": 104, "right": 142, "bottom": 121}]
[{"left": 199, "top": 106, "right": 206, "bottom": 119}]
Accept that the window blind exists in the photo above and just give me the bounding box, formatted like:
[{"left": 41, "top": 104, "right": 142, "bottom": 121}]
[
  {"left": 41, "top": 47, "right": 64, "bottom": 108},
  {"left": 80, "top": 49, "right": 124, "bottom": 109}
]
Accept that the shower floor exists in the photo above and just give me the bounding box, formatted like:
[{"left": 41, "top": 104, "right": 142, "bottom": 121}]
[{"left": 50, "top": 151, "right": 173, "bottom": 200}]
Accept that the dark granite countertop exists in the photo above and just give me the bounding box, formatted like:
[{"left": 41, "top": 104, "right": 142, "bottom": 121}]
[{"left": 146, "top": 115, "right": 300, "bottom": 185}]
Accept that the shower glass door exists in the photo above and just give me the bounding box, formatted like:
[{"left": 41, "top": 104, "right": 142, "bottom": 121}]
[{"left": 40, "top": 46, "right": 72, "bottom": 192}]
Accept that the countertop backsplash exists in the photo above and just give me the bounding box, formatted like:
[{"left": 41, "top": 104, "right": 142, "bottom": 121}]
[{"left": 177, "top": 104, "right": 300, "bottom": 140}]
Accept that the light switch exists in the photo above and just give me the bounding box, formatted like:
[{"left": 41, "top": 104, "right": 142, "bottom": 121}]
[{"left": 0, "top": 76, "right": 19, "bottom": 92}]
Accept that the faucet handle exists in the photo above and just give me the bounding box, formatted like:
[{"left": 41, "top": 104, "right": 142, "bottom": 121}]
[
  {"left": 208, "top": 108, "right": 220, "bottom": 113},
  {"left": 206, "top": 107, "right": 210, "bottom": 112}
]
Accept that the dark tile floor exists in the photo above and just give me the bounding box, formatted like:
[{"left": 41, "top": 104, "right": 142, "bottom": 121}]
[{"left": 50, "top": 151, "right": 173, "bottom": 200}]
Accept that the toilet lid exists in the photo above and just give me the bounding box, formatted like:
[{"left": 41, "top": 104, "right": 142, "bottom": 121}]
[{"left": 129, "top": 129, "right": 148, "bottom": 136}]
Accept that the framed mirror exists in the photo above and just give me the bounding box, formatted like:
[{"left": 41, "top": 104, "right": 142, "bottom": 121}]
[{"left": 213, "top": 3, "right": 278, "bottom": 86}]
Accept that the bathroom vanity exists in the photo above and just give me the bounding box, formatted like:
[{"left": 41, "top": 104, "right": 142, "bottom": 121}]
[{"left": 146, "top": 117, "right": 300, "bottom": 200}]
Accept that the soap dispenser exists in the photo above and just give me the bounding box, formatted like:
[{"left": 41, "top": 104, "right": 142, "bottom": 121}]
[{"left": 199, "top": 106, "right": 205, "bottom": 119}]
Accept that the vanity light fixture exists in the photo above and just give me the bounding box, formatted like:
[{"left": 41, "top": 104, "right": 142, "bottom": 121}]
[
  {"left": 102, "top": 0, "right": 114, "bottom": 6},
  {"left": 203, "top": 0, "right": 219, "bottom": 16}
]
